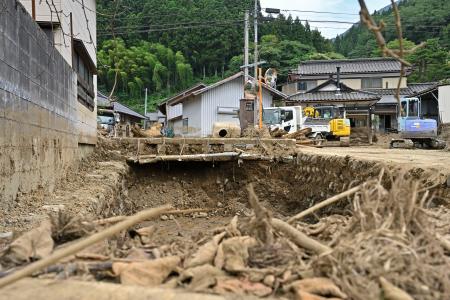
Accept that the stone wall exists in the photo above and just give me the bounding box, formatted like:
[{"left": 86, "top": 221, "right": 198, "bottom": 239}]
[{"left": 0, "top": 0, "right": 83, "bottom": 208}]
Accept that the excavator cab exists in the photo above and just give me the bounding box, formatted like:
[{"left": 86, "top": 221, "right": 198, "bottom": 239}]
[{"left": 390, "top": 98, "right": 445, "bottom": 149}]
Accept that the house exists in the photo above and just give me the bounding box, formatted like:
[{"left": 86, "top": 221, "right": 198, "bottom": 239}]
[
  {"left": 283, "top": 58, "right": 441, "bottom": 132},
  {"left": 97, "top": 92, "right": 145, "bottom": 137},
  {"left": 159, "top": 72, "right": 288, "bottom": 137},
  {"left": 286, "top": 79, "right": 380, "bottom": 141},
  {"left": 145, "top": 111, "right": 166, "bottom": 127},
  {"left": 19, "top": 0, "right": 98, "bottom": 145}
]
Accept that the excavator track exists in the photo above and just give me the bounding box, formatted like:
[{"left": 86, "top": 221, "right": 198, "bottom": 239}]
[{"left": 390, "top": 139, "right": 414, "bottom": 149}]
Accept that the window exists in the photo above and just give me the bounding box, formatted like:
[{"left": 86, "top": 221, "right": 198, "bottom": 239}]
[
  {"left": 281, "top": 109, "right": 293, "bottom": 122},
  {"left": 73, "top": 39, "right": 96, "bottom": 111},
  {"left": 182, "top": 118, "right": 189, "bottom": 134},
  {"left": 297, "top": 81, "right": 317, "bottom": 91},
  {"left": 362, "top": 78, "right": 382, "bottom": 89},
  {"left": 297, "top": 82, "right": 307, "bottom": 91}
]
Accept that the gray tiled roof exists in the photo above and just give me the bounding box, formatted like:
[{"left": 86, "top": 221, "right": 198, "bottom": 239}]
[
  {"left": 288, "top": 91, "right": 380, "bottom": 102},
  {"left": 296, "top": 58, "right": 404, "bottom": 75},
  {"left": 362, "top": 83, "right": 438, "bottom": 96},
  {"left": 113, "top": 102, "right": 145, "bottom": 119}
]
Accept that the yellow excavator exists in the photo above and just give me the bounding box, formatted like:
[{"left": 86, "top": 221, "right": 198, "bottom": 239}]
[{"left": 303, "top": 106, "right": 351, "bottom": 145}]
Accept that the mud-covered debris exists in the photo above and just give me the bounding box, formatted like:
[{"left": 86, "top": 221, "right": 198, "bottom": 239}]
[
  {"left": 215, "top": 236, "right": 258, "bottom": 272},
  {"left": 179, "top": 264, "right": 226, "bottom": 292},
  {"left": 379, "top": 277, "right": 413, "bottom": 300},
  {"left": 214, "top": 277, "right": 272, "bottom": 297},
  {"left": 286, "top": 277, "right": 347, "bottom": 299},
  {"left": 185, "top": 232, "right": 226, "bottom": 268},
  {"left": 112, "top": 256, "right": 181, "bottom": 286},
  {"left": 1, "top": 220, "right": 53, "bottom": 265}
]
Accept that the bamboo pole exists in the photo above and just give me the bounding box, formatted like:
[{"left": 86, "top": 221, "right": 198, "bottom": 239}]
[{"left": 0, "top": 205, "right": 171, "bottom": 289}]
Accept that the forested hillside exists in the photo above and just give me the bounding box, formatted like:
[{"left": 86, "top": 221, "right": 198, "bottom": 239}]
[
  {"left": 96, "top": 0, "right": 336, "bottom": 112},
  {"left": 335, "top": 0, "right": 450, "bottom": 82}
]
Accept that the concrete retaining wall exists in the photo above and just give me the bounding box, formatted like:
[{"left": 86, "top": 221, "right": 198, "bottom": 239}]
[{"left": 0, "top": 0, "right": 90, "bottom": 208}]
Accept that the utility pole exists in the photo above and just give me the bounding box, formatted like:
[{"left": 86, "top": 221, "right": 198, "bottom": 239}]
[
  {"left": 31, "top": 0, "right": 36, "bottom": 20},
  {"left": 244, "top": 11, "right": 249, "bottom": 81},
  {"left": 144, "top": 88, "right": 148, "bottom": 129},
  {"left": 254, "top": 0, "right": 258, "bottom": 80}
]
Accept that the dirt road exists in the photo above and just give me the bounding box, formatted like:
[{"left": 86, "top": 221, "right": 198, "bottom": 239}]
[{"left": 298, "top": 146, "right": 450, "bottom": 173}]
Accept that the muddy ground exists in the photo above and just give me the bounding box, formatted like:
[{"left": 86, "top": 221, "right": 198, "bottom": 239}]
[{"left": 1, "top": 136, "right": 449, "bottom": 299}]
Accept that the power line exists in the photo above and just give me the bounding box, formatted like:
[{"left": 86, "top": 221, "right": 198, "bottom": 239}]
[
  {"left": 97, "top": 20, "right": 245, "bottom": 37},
  {"left": 98, "top": 18, "right": 246, "bottom": 32},
  {"left": 270, "top": 9, "right": 359, "bottom": 16}
]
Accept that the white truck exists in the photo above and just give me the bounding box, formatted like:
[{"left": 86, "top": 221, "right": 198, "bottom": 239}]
[{"left": 262, "top": 106, "right": 350, "bottom": 144}]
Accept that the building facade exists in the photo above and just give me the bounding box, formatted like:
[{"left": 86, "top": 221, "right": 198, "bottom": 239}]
[
  {"left": 20, "top": 0, "right": 98, "bottom": 145},
  {"left": 160, "top": 73, "right": 287, "bottom": 137},
  {"left": 0, "top": 0, "right": 97, "bottom": 206},
  {"left": 282, "top": 58, "right": 442, "bottom": 132}
]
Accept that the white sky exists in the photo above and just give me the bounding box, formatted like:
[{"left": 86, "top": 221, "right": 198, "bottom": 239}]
[{"left": 260, "top": 0, "right": 393, "bottom": 38}]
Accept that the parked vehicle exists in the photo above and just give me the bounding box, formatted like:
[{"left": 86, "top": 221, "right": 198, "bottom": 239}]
[
  {"left": 390, "top": 97, "right": 446, "bottom": 149},
  {"left": 263, "top": 105, "right": 350, "bottom": 145}
]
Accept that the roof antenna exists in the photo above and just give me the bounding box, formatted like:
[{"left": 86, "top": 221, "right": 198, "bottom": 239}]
[{"left": 335, "top": 66, "right": 342, "bottom": 96}]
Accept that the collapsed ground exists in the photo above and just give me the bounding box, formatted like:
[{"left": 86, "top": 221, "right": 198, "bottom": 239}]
[{"left": 0, "top": 136, "right": 449, "bottom": 299}]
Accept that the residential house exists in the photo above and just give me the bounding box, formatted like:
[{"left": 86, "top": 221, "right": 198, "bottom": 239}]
[
  {"left": 287, "top": 79, "right": 380, "bottom": 141},
  {"left": 283, "top": 58, "right": 442, "bottom": 132},
  {"left": 19, "top": 0, "right": 98, "bottom": 144},
  {"left": 97, "top": 92, "right": 145, "bottom": 137},
  {"left": 159, "top": 72, "right": 287, "bottom": 137}
]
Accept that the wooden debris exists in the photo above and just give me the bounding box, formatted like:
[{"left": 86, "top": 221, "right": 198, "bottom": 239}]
[
  {"left": 287, "top": 184, "right": 363, "bottom": 224},
  {"left": 0, "top": 205, "right": 171, "bottom": 289}
]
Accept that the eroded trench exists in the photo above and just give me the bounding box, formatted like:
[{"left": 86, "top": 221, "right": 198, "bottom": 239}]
[
  {"left": 110, "top": 152, "right": 448, "bottom": 245},
  {"left": 124, "top": 153, "right": 438, "bottom": 220}
]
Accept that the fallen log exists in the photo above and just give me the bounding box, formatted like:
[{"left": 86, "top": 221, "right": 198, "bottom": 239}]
[
  {"left": 283, "top": 128, "right": 312, "bottom": 140},
  {"left": 0, "top": 205, "right": 171, "bottom": 289},
  {"left": 287, "top": 185, "right": 362, "bottom": 224},
  {"left": 271, "top": 219, "right": 331, "bottom": 255}
]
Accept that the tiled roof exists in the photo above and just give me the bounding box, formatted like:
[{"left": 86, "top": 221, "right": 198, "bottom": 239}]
[
  {"left": 296, "top": 58, "right": 405, "bottom": 76},
  {"left": 288, "top": 91, "right": 380, "bottom": 103},
  {"left": 113, "top": 102, "right": 145, "bottom": 119},
  {"left": 362, "top": 83, "right": 438, "bottom": 96}
]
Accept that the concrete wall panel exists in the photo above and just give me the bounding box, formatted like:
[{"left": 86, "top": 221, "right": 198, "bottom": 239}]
[{"left": 0, "top": 0, "right": 83, "bottom": 208}]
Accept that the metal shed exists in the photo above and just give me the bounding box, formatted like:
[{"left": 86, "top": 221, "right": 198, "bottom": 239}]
[{"left": 163, "top": 72, "right": 287, "bottom": 137}]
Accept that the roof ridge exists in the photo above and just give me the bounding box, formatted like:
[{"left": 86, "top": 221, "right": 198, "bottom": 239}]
[{"left": 300, "top": 57, "right": 398, "bottom": 64}]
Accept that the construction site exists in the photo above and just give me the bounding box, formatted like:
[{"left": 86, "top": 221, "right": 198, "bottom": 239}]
[
  {"left": 1, "top": 130, "right": 450, "bottom": 300},
  {"left": 1, "top": 0, "right": 450, "bottom": 299}
]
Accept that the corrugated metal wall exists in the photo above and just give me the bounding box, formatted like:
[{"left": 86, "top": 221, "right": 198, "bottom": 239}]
[
  {"left": 200, "top": 78, "right": 244, "bottom": 137},
  {"left": 167, "top": 103, "right": 183, "bottom": 120},
  {"left": 183, "top": 97, "right": 203, "bottom": 136},
  {"left": 439, "top": 85, "right": 450, "bottom": 123}
]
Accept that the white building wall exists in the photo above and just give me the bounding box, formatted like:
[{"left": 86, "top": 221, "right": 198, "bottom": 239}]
[
  {"left": 182, "top": 97, "right": 202, "bottom": 137},
  {"left": 167, "top": 103, "right": 183, "bottom": 120},
  {"left": 438, "top": 85, "right": 450, "bottom": 123},
  {"left": 200, "top": 77, "right": 244, "bottom": 137}
]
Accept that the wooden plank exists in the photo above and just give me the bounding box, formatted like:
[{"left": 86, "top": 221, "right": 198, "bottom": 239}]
[{"left": 116, "top": 137, "right": 296, "bottom": 147}]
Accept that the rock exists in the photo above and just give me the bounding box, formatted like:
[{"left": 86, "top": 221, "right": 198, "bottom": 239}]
[
  {"left": 197, "top": 212, "right": 208, "bottom": 218},
  {"left": 169, "top": 215, "right": 174, "bottom": 220},
  {"left": 160, "top": 215, "right": 169, "bottom": 221},
  {"left": 42, "top": 204, "right": 65, "bottom": 212},
  {"left": 263, "top": 275, "right": 276, "bottom": 287},
  {"left": 0, "top": 232, "right": 13, "bottom": 239},
  {"left": 217, "top": 202, "right": 223, "bottom": 208}
]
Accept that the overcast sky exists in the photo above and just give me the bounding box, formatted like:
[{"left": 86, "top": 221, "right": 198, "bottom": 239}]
[{"left": 260, "top": 0, "right": 393, "bottom": 38}]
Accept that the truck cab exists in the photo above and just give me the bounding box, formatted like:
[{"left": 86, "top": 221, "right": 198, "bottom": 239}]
[{"left": 263, "top": 106, "right": 302, "bottom": 134}]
